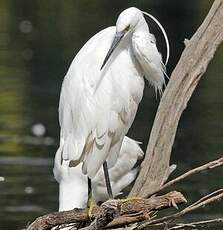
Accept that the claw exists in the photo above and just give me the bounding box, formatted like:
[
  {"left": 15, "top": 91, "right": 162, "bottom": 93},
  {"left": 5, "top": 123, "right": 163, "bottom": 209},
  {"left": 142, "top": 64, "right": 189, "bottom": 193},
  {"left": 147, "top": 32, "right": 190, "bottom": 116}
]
[{"left": 170, "top": 198, "right": 179, "bottom": 209}]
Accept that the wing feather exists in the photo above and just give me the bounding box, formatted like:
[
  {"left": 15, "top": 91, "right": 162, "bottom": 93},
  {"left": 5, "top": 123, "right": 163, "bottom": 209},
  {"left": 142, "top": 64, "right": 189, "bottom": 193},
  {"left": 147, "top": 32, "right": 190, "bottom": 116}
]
[{"left": 57, "top": 26, "right": 144, "bottom": 179}]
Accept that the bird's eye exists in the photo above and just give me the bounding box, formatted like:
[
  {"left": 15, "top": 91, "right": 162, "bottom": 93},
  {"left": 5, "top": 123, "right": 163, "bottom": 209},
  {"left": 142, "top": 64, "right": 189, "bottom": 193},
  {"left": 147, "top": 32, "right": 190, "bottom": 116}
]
[{"left": 125, "top": 25, "right": 130, "bottom": 32}]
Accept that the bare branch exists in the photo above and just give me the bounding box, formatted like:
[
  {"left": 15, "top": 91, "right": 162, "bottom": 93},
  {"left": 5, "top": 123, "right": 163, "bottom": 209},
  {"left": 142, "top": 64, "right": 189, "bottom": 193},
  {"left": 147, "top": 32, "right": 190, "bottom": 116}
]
[
  {"left": 105, "top": 212, "right": 150, "bottom": 229},
  {"left": 130, "top": 0, "right": 223, "bottom": 198},
  {"left": 135, "top": 189, "right": 223, "bottom": 229},
  {"left": 153, "top": 156, "right": 223, "bottom": 195},
  {"left": 80, "top": 200, "right": 121, "bottom": 230},
  {"left": 187, "top": 188, "right": 223, "bottom": 209},
  {"left": 168, "top": 218, "right": 223, "bottom": 229},
  {"left": 26, "top": 209, "right": 88, "bottom": 230},
  {"left": 26, "top": 191, "right": 186, "bottom": 230}
]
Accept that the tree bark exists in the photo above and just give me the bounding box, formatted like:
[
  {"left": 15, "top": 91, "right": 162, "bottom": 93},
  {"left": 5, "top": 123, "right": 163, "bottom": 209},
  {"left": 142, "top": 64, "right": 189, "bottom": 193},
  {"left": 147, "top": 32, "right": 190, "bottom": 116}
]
[
  {"left": 26, "top": 191, "right": 186, "bottom": 230},
  {"left": 130, "top": 0, "right": 223, "bottom": 198}
]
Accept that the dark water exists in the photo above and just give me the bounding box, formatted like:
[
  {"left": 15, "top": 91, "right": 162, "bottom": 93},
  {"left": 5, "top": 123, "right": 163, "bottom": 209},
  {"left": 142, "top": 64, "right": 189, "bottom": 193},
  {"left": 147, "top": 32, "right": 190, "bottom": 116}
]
[{"left": 0, "top": 0, "right": 222, "bottom": 229}]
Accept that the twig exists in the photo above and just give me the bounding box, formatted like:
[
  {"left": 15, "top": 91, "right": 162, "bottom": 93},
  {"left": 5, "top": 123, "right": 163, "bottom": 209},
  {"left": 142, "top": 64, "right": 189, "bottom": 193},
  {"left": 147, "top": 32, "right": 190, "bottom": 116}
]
[
  {"left": 134, "top": 189, "right": 223, "bottom": 229},
  {"left": 153, "top": 157, "right": 223, "bottom": 195},
  {"left": 186, "top": 188, "right": 223, "bottom": 209},
  {"left": 168, "top": 218, "right": 223, "bottom": 229}
]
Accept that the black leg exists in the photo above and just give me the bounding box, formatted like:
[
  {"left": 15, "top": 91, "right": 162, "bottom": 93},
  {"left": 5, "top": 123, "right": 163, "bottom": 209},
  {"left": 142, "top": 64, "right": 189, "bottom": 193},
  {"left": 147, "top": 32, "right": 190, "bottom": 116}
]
[
  {"left": 88, "top": 177, "right": 92, "bottom": 198},
  {"left": 87, "top": 177, "right": 95, "bottom": 218},
  {"left": 103, "top": 161, "right": 113, "bottom": 199}
]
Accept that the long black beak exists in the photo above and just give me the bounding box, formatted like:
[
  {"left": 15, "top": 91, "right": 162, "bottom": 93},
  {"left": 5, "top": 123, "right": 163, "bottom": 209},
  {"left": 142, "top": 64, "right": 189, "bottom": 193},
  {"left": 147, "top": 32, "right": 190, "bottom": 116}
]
[{"left": 100, "top": 31, "right": 125, "bottom": 70}]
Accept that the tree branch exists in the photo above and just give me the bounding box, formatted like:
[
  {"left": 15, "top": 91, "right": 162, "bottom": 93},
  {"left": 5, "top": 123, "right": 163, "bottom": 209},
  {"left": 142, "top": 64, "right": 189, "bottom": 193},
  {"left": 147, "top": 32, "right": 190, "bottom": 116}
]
[
  {"left": 130, "top": 0, "right": 223, "bottom": 198},
  {"left": 168, "top": 218, "right": 223, "bottom": 230},
  {"left": 153, "top": 156, "right": 223, "bottom": 195},
  {"left": 135, "top": 189, "right": 223, "bottom": 229},
  {"left": 26, "top": 191, "right": 186, "bottom": 230}
]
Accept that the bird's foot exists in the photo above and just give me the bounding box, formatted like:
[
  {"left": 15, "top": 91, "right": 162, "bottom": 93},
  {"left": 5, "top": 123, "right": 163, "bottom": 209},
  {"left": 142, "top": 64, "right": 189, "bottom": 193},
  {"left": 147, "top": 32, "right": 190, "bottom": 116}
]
[{"left": 87, "top": 197, "right": 97, "bottom": 219}]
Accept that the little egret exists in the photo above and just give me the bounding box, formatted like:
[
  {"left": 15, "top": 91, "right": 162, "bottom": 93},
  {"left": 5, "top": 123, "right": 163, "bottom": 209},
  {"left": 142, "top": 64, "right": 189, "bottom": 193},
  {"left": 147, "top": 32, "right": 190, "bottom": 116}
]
[
  {"left": 55, "top": 7, "right": 169, "bottom": 202},
  {"left": 54, "top": 136, "right": 143, "bottom": 211}
]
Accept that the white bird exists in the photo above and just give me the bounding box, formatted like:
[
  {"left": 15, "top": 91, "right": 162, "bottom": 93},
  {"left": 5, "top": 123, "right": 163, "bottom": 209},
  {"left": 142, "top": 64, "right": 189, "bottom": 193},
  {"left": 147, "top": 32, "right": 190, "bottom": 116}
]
[
  {"left": 54, "top": 136, "right": 144, "bottom": 211},
  {"left": 55, "top": 7, "right": 169, "bottom": 199}
]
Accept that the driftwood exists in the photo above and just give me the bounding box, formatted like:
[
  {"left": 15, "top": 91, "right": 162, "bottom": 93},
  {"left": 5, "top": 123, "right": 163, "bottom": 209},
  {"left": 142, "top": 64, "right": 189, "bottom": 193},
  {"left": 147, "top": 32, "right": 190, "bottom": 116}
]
[
  {"left": 130, "top": 0, "right": 223, "bottom": 197},
  {"left": 26, "top": 157, "right": 223, "bottom": 229},
  {"left": 26, "top": 188, "right": 223, "bottom": 230},
  {"left": 135, "top": 189, "right": 223, "bottom": 229},
  {"left": 26, "top": 191, "right": 186, "bottom": 230},
  {"left": 26, "top": 0, "right": 223, "bottom": 229}
]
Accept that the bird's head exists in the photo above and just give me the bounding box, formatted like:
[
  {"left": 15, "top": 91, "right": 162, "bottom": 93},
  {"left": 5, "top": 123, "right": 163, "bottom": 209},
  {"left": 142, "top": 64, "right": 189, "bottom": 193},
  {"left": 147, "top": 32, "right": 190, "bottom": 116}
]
[
  {"left": 116, "top": 7, "right": 144, "bottom": 34},
  {"left": 98, "top": 7, "right": 170, "bottom": 96},
  {"left": 100, "top": 7, "right": 144, "bottom": 70}
]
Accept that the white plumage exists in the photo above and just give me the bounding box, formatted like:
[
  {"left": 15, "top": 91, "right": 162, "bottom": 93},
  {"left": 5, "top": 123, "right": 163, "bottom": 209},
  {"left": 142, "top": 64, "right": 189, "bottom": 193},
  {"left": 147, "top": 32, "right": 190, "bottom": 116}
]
[
  {"left": 55, "top": 7, "right": 167, "bottom": 180},
  {"left": 54, "top": 136, "right": 143, "bottom": 211}
]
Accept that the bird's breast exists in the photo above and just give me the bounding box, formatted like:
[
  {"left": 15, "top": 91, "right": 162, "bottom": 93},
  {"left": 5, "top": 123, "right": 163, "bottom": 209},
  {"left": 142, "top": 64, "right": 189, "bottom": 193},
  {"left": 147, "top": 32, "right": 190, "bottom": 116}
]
[{"left": 109, "top": 48, "right": 145, "bottom": 104}]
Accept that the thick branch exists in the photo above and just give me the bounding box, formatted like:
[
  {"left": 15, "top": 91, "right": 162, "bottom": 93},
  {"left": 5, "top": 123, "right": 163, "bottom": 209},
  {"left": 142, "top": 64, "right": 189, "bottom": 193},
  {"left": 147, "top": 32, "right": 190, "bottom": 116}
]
[
  {"left": 26, "top": 191, "right": 186, "bottom": 230},
  {"left": 130, "top": 0, "right": 223, "bottom": 198},
  {"left": 26, "top": 209, "right": 88, "bottom": 230},
  {"left": 79, "top": 200, "right": 121, "bottom": 230}
]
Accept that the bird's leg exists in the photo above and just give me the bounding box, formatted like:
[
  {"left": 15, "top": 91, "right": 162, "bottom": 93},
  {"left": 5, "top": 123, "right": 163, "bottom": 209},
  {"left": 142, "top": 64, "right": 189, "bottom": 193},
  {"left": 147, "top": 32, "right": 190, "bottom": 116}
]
[
  {"left": 103, "top": 161, "right": 113, "bottom": 199},
  {"left": 88, "top": 177, "right": 92, "bottom": 198},
  {"left": 87, "top": 177, "right": 96, "bottom": 218}
]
